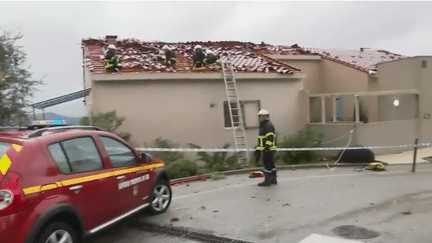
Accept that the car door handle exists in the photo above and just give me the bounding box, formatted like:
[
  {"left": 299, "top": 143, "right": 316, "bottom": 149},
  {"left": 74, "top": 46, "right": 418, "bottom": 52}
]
[
  {"left": 117, "top": 176, "right": 126, "bottom": 181},
  {"left": 69, "top": 185, "right": 83, "bottom": 191}
]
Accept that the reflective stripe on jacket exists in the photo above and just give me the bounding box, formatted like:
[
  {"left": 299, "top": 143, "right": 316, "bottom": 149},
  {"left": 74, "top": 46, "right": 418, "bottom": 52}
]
[{"left": 256, "top": 120, "right": 277, "bottom": 152}]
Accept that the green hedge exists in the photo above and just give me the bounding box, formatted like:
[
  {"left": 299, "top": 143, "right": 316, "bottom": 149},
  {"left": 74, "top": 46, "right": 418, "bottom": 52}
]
[
  {"left": 275, "top": 127, "right": 323, "bottom": 165},
  {"left": 166, "top": 160, "right": 200, "bottom": 179}
]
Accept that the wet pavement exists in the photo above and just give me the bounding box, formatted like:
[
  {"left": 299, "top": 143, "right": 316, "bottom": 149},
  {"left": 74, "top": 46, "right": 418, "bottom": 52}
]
[{"left": 89, "top": 163, "right": 432, "bottom": 243}]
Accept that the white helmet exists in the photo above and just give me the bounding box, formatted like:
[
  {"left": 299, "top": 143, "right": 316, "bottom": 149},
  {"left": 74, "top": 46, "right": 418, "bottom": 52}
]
[
  {"left": 108, "top": 44, "right": 116, "bottom": 50},
  {"left": 206, "top": 49, "right": 213, "bottom": 55},
  {"left": 162, "top": 45, "right": 170, "bottom": 51},
  {"left": 257, "top": 109, "right": 270, "bottom": 116},
  {"left": 194, "top": 45, "right": 202, "bottom": 51}
]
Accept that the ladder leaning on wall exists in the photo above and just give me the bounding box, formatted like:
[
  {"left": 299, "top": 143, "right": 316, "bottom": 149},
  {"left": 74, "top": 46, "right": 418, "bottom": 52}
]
[{"left": 221, "top": 60, "right": 250, "bottom": 165}]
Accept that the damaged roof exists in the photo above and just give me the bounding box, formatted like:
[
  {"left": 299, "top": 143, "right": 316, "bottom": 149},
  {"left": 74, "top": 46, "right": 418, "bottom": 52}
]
[
  {"left": 261, "top": 44, "right": 409, "bottom": 74},
  {"left": 82, "top": 37, "right": 301, "bottom": 75},
  {"left": 82, "top": 37, "right": 409, "bottom": 76}
]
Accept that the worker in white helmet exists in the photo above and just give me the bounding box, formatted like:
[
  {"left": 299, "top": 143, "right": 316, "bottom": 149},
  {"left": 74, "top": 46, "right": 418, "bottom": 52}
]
[
  {"left": 255, "top": 109, "right": 277, "bottom": 186},
  {"left": 104, "top": 44, "right": 121, "bottom": 71},
  {"left": 193, "top": 45, "right": 206, "bottom": 69},
  {"left": 205, "top": 49, "right": 219, "bottom": 65},
  {"left": 156, "top": 45, "right": 177, "bottom": 67}
]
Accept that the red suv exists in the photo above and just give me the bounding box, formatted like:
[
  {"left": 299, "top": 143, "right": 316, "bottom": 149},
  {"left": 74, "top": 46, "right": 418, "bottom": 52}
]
[{"left": 0, "top": 125, "right": 172, "bottom": 243}]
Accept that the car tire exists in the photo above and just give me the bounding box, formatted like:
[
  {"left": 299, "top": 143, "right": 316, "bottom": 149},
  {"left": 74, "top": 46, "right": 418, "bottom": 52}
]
[
  {"left": 36, "top": 221, "right": 79, "bottom": 243},
  {"left": 147, "top": 179, "right": 172, "bottom": 215}
]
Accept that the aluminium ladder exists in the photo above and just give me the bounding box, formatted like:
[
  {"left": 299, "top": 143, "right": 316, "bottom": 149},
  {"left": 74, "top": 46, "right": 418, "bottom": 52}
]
[{"left": 222, "top": 60, "right": 250, "bottom": 165}]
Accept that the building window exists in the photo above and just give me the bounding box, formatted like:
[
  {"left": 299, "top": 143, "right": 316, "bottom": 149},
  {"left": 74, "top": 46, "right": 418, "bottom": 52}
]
[{"left": 224, "top": 100, "right": 261, "bottom": 129}]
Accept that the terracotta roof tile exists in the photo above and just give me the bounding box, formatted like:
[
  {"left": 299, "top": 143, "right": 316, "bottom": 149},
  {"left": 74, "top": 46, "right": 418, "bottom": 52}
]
[
  {"left": 81, "top": 38, "right": 301, "bottom": 75},
  {"left": 260, "top": 44, "right": 409, "bottom": 74}
]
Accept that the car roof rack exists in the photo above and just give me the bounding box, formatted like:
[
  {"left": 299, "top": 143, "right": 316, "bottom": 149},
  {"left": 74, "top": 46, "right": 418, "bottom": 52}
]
[{"left": 27, "top": 126, "right": 104, "bottom": 138}]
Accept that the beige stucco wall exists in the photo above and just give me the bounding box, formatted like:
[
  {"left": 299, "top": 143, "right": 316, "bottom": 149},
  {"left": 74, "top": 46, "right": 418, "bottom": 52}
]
[
  {"left": 355, "top": 120, "right": 418, "bottom": 155},
  {"left": 377, "top": 57, "right": 432, "bottom": 143},
  {"left": 418, "top": 57, "right": 432, "bottom": 143},
  {"left": 83, "top": 67, "right": 94, "bottom": 115},
  {"left": 321, "top": 59, "right": 369, "bottom": 93},
  {"left": 86, "top": 73, "right": 306, "bottom": 149},
  {"left": 309, "top": 120, "right": 418, "bottom": 156},
  {"left": 272, "top": 55, "right": 322, "bottom": 93},
  {"left": 276, "top": 56, "right": 378, "bottom": 124},
  {"left": 376, "top": 58, "right": 420, "bottom": 91},
  {"left": 377, "top": 94, "right": 418, "bottom": 122}
]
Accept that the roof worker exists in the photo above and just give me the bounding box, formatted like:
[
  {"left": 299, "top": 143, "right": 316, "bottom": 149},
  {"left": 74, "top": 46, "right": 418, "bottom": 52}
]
[
  {"left": 193, "top": 45, "right": 207, "bottom": 69},
  {"left": 104, "top": 44, "right": 122, "bottom": 72},
  {"left": 163, "top": 45, "right": 177, "bottom": 66},
  {"left": 156, "top": 45, "right": 177, "bottom": 67},
  {"left": 255, "top": 109, "right": 277, "bottom": 186},
  {"left": 205, "top": 49, "right": 219, "bottom": 65}
]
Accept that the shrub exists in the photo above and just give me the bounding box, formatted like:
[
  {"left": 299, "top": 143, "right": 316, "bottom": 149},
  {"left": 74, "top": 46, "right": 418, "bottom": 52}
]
[
  {"left": 166, "top": 160, "right": 199, "bottom": 179},
  {"left": 190, "top": 143, "right": 239, "bottom": 172},
  {"left": 151, "top": 138, "right": 185, "bottom": 165},
  {"left": 276, "top": 127, "right": 323, "bottom": 165}
]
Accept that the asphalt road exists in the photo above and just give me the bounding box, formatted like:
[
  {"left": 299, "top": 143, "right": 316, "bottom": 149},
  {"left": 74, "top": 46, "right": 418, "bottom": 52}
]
[{"left": 89, "top": 163, "right": 432, "bottom": 243}]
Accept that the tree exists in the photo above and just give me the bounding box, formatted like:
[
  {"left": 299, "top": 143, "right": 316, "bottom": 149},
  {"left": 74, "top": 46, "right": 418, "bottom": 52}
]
[
  {"left": 0, "top": 30, "right": 43, "bottom": 125},
  {"left": 80, "top": 110, "right": 131, "bottom": 141}
]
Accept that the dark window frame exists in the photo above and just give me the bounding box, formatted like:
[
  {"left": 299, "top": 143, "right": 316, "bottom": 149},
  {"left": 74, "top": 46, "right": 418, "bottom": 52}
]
[{"left": 223, "top": 100, "right": 261, "bottom": 130}]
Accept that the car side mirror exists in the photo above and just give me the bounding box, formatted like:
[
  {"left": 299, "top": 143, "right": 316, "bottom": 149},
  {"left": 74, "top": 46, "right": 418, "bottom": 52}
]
[{"left": 140, "top": 152, "right": 152, "bottom": 163}]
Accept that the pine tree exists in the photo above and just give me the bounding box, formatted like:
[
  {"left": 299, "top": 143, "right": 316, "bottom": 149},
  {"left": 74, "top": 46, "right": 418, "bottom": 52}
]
[{"left": 0, "top": 30, "right": 43, "bottom": 126}]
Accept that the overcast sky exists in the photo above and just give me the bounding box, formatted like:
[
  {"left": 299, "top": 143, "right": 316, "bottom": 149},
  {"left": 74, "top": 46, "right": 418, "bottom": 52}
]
[{"left": 1, "top": 1, "right": 431, "bottom": 118}]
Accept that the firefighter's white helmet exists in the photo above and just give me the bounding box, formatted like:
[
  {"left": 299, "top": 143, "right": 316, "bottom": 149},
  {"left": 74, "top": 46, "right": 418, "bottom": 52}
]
[
  {"left": 108, "top": 44, "right": 116, "bottom": 50},
  {"left": 162, "top": 45, "right": 170, "bottom": 51},
  {"left": 194, "top": 45, "right": 202, "bottom": 50},
  {"left": 206, "top": 49, "right": 213, "bottom": 55},
  {"left": 257, "top": 109, "right": 270, "bottom": 116}
]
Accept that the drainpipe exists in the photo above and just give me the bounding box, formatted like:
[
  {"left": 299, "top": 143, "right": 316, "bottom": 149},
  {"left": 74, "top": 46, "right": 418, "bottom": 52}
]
[
  {"left": 354, "top": 95, "right": 360, "bottom": 123},
  {"left": 333, "top": 96, "right": 337, "bottom": 122},
  {"left": 321, "top": 96, "right": 326, "bottom": 124}
]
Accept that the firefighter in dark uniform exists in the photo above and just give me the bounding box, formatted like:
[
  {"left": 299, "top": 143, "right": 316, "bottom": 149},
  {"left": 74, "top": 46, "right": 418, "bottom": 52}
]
[
  {"left": 193, "top": 45, "right": 207, "bottom": 68},
  {"left": 156, "top": 45, "right": 177, "bottom": 67},
  {"left": 205, "top": 50, "right": 218, "bottom": 65},
  {"left": 255, "top": 109, "right": 277, "bottom": 186},
  {"left": 104, "top": 44, "right": 121, "bottom": 71}
]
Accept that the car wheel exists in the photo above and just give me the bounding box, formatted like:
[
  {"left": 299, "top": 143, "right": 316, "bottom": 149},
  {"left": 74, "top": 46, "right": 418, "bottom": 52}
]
[
  {"left": 37, "top": 221, "right": 79, "bottom": 243},
  {"left": 147, "top": 179, "right": 172, "bottom": 215}
]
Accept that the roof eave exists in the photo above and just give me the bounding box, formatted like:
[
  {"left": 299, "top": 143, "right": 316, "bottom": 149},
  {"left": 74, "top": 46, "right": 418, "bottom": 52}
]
[{"left": 90, "top": 72, "right": 305, "bottom": 82}]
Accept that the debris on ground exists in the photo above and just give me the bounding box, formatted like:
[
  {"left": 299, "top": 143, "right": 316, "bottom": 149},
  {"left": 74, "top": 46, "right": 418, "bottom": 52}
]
[
  {"left": 249, "top": 171, "right": 264, "bottom": 178},
  {"left": 170, "top": 218, "right": 179, "bottom": 222},
  {"left": 282, "top": 203, "right": 290, "bottom": 206},
  {"left": 365, "top": 162, "right": 386, "bottom": 171},
  {"left": 400, "top": 210, "right": 412, "bottom": 215},
  {"left": 211, "top": 174, "right": 227, "bottom": 180}
]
